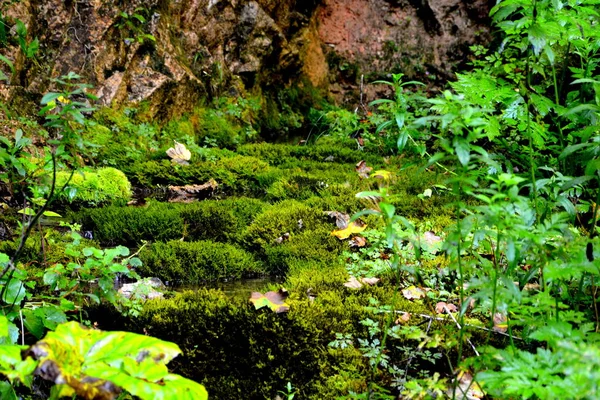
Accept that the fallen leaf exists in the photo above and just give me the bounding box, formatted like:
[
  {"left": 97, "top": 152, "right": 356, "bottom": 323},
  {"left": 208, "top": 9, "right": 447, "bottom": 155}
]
[
  {"left": 450, "top": 370, "right": 485, "bottom": 400},
  {"left": 396, "top": 313, "right": 411, "bottom": 324},
  {"left": 435, "top": 302, "right": 458, "bottom": 314},
  {"left": 402, "top": 285, "right": 426, "bottom": 300},
  {"left": 250, "top": 289, "right": 290, "bottom": 313},
  {"left": 523, "top": 283, "right": 541, "bottom": 291},
  {"left": 166, "top": 141, "right": 191, "bottom": 165},
  {"left": 275, "top": 232, "right": 290, "bottom": 244},
  {"left": 356, "top": 160, "right": 372, "bottom": 179},
  {"left": 372, "top": 170, "right": 392, "bottom": 180},
  {"left": 423, "top": 231, "right": 442, "bottom": 246},
  {"left": 349, "top": 236, "right": 367, "bottom": 248},
  {"left": 325, "top": 211, "right": 350, "bottom": 229},
  {"left": 422, "top": 188, "right": 433, "bottom": 198},
  {"left": 493, "top": 312, "right": 507, "bottom": 333},
  {"left": 344, "top": 276, "right": 363, "bottom": 289},
  {"left": 332, "top": 220, "right": 367, "bottom": 240},
  {"left": 360, "top": 277, "right": 380, "bottom": 286}
]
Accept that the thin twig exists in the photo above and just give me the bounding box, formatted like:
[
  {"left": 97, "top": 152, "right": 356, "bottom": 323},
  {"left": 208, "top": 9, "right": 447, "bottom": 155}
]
[
  {"left": 393, "top": 310, "right": 523, "bottom": 341},
  {"left": 443, "top": 305, "right": 479, "bottom": 356}
]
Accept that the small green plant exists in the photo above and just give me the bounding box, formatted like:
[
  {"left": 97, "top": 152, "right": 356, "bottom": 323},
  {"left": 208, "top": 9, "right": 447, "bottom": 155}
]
[
  {"left": 0, "top": 73, "right": 209, "bottom": 397},
  {"left": 116, "top": 7, "right": 156, "bottom": 45}
]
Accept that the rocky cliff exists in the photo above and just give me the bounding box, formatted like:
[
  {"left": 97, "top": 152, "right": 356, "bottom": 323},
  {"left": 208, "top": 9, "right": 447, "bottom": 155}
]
[{"left": 0, "top": 0, "right": 492, "bottom": 118}]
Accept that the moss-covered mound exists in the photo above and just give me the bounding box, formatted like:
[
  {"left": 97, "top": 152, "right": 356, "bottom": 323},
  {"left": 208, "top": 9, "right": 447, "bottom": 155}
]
[
  {"left": 74, "top": 201, "right": 183, "bottom": 246},
  {"left": 92, "top": 278, "right": 432, "bottom": 400},
  {"left": 138, "top": 240, "right": 262, "bottom": 282},
  {"left": 55, "top": 167, "right": 132, "bottom": 206}
]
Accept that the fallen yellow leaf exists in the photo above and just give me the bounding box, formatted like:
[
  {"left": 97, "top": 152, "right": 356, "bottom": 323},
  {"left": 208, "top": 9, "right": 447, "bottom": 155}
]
[{"left": 331, "top": 221, "right": 367, "bottom": 240}]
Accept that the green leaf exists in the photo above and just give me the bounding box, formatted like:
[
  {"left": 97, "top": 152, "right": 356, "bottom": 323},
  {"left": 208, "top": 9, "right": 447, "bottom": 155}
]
[
  {"left": 22, "top": 309, "right": 45, "bottom": 339},
  {"left": 2, "top": 279, "right": 26, "bottom": 305},
  {"left": 0, "top": 316, "right": 8, "bottom": 338},
  {"left": 0, "top": 381, "right": 17, "bottom": 400},
  {"left": 559, "top": 143, "right": 592, "bottom": 159},
  {"left": 453, "top": 137, "right": 471, "bottom": 166},
  {"left": 35, "top": 306, "right": 67, "bottom": 331},
  {"left": 17, "top": 207, "right": 35, "bottom": 216},
  {"left": 40, "top": 92, "right": 62, "bottom": 106},
  {"left": 25, "top": 321, "right": 207, "bottom": 400},
  {"left": 397, "top": 131, "right": 409, "bottom": 151},
  {"left": 42, "top": 210, "right": 62, "bottom": 218}
]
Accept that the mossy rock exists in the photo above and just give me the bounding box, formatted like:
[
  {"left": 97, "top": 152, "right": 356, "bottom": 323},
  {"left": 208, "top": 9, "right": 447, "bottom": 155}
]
[
  {"left": 55, "top": 167, "right": 132, "bottom": 206},
  {"left": 181, "top": 197, "right": 268, "bottom": 243},
  {"left": 89, "top": 274, "right": 431, "bottom": 399},
  {"left": 138, "top": 240, "right": 263, "bottom": 283},
  {"left": 125, "top": 156, "right": 279, "bottom": 195},
  {"left": 73, "top": 201, "right": 183, "bottom": 246},
  {"left": 242, "top": 200, "right": 332, "bottom": 252},
  {"left": 193, "top": 108, "right": 242, "bottom": 148},
  {"left": 263, "top": 228, "right": 345, "bottom": 274}
]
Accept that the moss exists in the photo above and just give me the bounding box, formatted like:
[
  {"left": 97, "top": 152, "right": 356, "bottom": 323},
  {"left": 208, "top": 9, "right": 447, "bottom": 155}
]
[
  {"left": 193, "top": 107, "right": 242, "bottom": 148},
  {"left": 138, "top": 240, "right": 263, "bottom": 282},
  {"left": 238, "top": 142, "right": 380, "bottom": 166},
  {"left": 73, "top": 201, "right": 183, "bottom": 246},
  {"left": 181, "top": 197, "right": 268, "bottom": 243},
  {"left": 263, "top": 228, "right": 344, "bottom": 274},
  {"left": 55, "top": 167, "right": 132, "bottom": 206},
  {"left": 125, "top": 155, "right": 279, "bottom": 195},
  {"left": 242, "top": 200, "right": 332, "bottom": 252},
  {"left": 0, "top": 230, "right": 98, "bottom": 274},
  {"left": 88, "top": 271, "right": 431, "bottom": 399}
]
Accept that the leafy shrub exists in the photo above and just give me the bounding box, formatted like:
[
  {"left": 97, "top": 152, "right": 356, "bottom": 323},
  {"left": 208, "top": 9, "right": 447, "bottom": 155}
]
[
  {"left": 74, "top": 201, "right": 183, "bottom": 246},
  {"left": 138, "top": 240, "right": 263, "bottom": 282},
  {"left": 55, "top": 167, "right": 132, "bottom": 205}
]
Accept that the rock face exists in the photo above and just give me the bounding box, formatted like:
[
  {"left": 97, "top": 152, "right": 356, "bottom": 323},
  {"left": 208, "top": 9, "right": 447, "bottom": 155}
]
[{"left": 0, "top": 0, "right": 491, "bottom": 117}]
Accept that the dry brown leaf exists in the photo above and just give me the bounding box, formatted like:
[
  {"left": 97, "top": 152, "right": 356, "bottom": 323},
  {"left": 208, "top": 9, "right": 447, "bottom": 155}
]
[
  {"left": 493, "top": 312, "right": 508, "bottom": 333},
  {"left": 356, "top": 160, "right": 372, "bottom": 179},
  {"left": 402, "top": 285, "right": 426, "bottom": 300},
  {"left": 396, "top": 313, "right": 411, "bottom": 324},
  {"left": 523, "top": 283, "right": 541, "bottom": 291},
  {"left": 275, "top": 233, "right": 290, "bottom": 244},
  {"left": 450, "top": 370, "right": 485, "bottom": 400},
  {"left": 423, "top": 231, "right": 443, "bottom": 246},
  {"left": 360, "top": 277, "right": 380, "bottom": 286},
  {"left": 436, "top": 302, "right": 458, "bottom": 314},
  {"left": 349, "top": 236, "right": 367, "bottom": 248},
  {"left": 344, "top": 276, "right": 363, "bottom": 289},
  {"left": 325, "top": 211, "right": 350, "bottom": 229}
]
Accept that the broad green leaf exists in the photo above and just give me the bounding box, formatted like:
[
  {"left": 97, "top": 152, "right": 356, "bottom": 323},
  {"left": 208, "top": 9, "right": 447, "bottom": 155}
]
[
  {"left": 22, "top": 309, "right": 45, "bottom": 339},
  {"left": 0, "top": 316, "right": 8, "bottom": 338},
  {"left": 2, "top": 279, "right": 26, "bottom": 305},
  {"left": 453, "top": 137, "right": 471, "bottom": 166},
  {"left": 24, "top": 321, "right": 206, "bottom": 400},
  {"left": 0, "top": 381, "right": 17, "bottom": 400},
  {"left": 40, "top": 92, "right": 62, "bottom": 106},
  {"left": 0, "top": 344, "right": 37, "bottom": 382}
]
